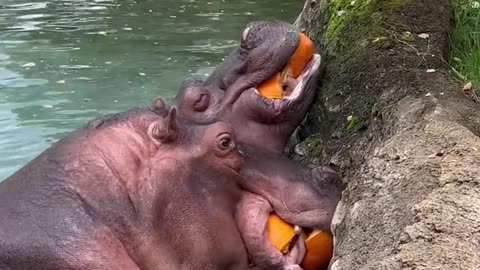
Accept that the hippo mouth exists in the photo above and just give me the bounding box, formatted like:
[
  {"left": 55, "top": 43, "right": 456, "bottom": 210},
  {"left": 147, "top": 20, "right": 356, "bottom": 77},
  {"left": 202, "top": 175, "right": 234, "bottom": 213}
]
[{"left": 254, "top": 53, "right": 321, "bottom": 101}]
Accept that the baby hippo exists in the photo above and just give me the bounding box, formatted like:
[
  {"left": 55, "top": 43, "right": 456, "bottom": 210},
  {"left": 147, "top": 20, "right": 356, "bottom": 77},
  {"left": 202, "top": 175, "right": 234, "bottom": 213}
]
[{"left": 0, "top": 99, "right": 252, "bottom": 270}]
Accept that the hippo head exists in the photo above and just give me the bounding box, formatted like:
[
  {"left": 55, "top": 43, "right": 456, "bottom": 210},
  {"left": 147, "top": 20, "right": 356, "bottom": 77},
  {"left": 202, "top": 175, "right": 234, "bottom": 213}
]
[
  {"left": 148, "top": 98, "right": 242, "bottom": 173},
  {"left": 174, "top": 21, "right": 321, "bottom": 154}
]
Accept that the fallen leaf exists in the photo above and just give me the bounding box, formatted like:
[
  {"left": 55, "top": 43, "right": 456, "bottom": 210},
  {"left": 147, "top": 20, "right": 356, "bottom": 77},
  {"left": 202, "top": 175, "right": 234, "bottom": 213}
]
[
  {"left": 418, "top": 33, "right": 430, "bottom": 39},
  {"left": 463, "top": 82, "right": 472, "bottom": 91}
]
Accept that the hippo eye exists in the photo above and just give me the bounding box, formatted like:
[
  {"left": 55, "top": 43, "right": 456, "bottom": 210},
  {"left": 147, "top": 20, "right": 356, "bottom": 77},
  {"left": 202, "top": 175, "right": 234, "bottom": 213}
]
[{"left": 217, "top": 133, "right": 234, "bottom": 151}]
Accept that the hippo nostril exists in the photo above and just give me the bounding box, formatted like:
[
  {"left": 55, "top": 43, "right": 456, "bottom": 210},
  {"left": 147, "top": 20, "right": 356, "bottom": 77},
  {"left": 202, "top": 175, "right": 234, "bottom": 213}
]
[{"left": 193, "top": 94, "right": 210, "bottom": 112}]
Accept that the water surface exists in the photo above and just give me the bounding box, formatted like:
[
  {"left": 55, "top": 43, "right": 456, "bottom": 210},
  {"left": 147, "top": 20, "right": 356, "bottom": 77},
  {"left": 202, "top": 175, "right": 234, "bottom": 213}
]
[{"left": 0, "top": 0, "right": 302, "bottom": 180}]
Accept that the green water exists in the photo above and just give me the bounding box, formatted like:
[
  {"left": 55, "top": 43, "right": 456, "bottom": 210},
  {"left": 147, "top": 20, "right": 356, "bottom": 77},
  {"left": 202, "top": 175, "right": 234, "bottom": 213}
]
[{"left": 0, "top": 0, "right": 302, "bottom": 181}]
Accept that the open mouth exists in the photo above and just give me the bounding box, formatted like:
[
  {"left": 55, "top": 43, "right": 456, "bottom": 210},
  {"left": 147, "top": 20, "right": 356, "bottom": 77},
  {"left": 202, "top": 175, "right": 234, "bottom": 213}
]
[
  {"left": 283, "top": 53, "right": 321, "bottom": 100},
  {"left": 254, "top": 53, "right": 321, "bottom": 100},
  {"left": 267, "top": 214, "right": 333, "bottom": 270}
]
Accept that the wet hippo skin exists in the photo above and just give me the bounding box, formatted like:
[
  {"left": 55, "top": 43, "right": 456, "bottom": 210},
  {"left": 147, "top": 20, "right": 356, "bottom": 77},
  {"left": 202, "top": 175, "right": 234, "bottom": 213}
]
[{"left": 0, "top": 101, "right": 253, "bottom": 270}]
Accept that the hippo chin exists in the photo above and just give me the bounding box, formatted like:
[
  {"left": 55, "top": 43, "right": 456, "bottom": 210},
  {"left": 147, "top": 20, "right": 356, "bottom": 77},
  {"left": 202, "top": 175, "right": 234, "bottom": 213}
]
[{"left": 174, "top": 21, "right": 322, "bottom": 154}]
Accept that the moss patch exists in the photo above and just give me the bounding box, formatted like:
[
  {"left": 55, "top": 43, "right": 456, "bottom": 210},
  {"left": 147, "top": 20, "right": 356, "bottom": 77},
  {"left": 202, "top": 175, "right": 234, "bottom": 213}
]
[
  {"left": 346, "top": 115, "right": 360, "bottom": 131},
  {"left": 400, "top": 31, "right": 415, "bottom": 43},
  {"left": 324, "top": 0, "right": 412, "bottom": 51},
  {"left": 371, "top": 103, "right": 380, "bottom": 117},
  {"left": 304, "top": 136, "right": 323, "bottom": 157}
]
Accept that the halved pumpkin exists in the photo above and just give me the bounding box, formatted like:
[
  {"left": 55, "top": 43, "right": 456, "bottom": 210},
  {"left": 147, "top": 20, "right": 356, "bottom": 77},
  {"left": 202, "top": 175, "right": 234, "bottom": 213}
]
[
  {"left": 257, "top": 33, "right": 316, "bottom": 99},
  {"left": 266, "top": 213, "right": 297, "bottom": 253},
  {"left": 266, "top": 214, "right": 333, "bottom": 270},
  {"left": 300, "top": 230, "right": 334, "bottom": 270}
]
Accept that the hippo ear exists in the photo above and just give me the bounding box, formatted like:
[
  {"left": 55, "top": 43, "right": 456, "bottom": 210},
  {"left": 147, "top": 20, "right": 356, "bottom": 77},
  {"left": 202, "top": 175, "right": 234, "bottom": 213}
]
[
  {"left": 148, "top": 107, "right": 178, "bottom": 144},
  {"left": 151, "top": 96, "right": 166, "bottom": 112}
]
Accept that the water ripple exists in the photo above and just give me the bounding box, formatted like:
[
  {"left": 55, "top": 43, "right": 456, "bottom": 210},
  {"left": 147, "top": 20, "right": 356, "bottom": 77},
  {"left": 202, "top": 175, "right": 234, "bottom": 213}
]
[
  {"left": 0, "top": 0, "right": 303, "bottom": 181},
  {"left": 4, "top": 2, "right": 49, "bottom": 11}
]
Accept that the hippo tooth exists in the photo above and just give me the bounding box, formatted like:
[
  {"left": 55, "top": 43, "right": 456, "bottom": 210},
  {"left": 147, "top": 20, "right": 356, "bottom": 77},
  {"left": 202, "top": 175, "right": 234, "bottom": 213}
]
[{"left": 293, "top": 225, "right": 303, "bottom": 235}]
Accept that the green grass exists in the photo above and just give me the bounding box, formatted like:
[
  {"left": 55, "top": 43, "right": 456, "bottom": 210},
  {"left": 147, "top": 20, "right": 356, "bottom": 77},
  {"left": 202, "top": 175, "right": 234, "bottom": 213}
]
[{"left": 448, "top": 0, "right": 480, "bottom": 100}]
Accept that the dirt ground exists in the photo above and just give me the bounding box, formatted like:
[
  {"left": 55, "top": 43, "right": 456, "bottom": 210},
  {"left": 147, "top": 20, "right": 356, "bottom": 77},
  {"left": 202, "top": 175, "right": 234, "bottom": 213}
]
[{"left": 292, "top": 0, "right": 480, "bottom": 269}]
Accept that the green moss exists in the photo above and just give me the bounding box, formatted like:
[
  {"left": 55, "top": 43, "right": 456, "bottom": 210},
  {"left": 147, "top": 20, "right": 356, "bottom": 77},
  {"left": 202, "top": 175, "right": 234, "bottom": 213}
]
[
  {"left": 400, "top": 31, "right": 415, "bottom": 43},
  {"left": 346, "top": 115, "right": 360, "bottom": 131},
  {"left": 304, "top": 137, "right": 323, "bottom": 157},
  {"left": 324, "top": 0, "right": 411, "bottom": 49},
  {"left": 371, "top": 103, "right": 380, "bottom": 116}
]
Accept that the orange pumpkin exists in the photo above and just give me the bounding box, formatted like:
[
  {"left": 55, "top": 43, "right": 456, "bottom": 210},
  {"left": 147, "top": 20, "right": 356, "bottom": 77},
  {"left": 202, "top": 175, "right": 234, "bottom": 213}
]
[
  {"left": 300, "top": 230, "right": 334, "bottom": 270},
  {"left": 257, "top": 73, "right": 284, "bottom": 100},
  {"left": 266, "top": 214, "right": 333, "bottom": 270},
  {"left": 257, "top": 33, "right": 315, "bottom": 99}
]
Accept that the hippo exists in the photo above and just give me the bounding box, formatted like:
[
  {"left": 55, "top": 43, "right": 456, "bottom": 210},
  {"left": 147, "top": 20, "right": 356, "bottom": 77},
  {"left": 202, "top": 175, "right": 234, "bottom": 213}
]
[
  {"left": 0, "top": 102, "right": 250, "bottom": 270},
  {"left": 235, "top": 144, "right": 343, "bottom": 270},
  {"left": 0, "top": 98, "right": 342, "bottom": 270},
  {"left": 174, "top": 20, "right": 322, "bottom": 154},
  {"left": 172, "top": 21, "right": 342, "bottom": 270}
]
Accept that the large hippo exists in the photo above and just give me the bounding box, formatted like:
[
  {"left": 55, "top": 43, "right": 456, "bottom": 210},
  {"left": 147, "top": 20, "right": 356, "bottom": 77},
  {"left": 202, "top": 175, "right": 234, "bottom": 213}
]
[
  {"left": 0, "top": 98, "right": 342, "bottom": 270},
  {"left": 0, "top": 102, "right": 250, "bottom": 270},
  {"left": 174, "top": 20, "right": 322, "bottom": 154}
]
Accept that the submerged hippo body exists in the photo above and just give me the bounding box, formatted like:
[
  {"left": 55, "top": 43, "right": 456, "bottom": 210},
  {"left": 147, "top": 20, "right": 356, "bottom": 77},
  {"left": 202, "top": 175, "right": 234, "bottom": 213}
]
[{"left": 0, "top": 102, "right": 252, "bottom": 270}]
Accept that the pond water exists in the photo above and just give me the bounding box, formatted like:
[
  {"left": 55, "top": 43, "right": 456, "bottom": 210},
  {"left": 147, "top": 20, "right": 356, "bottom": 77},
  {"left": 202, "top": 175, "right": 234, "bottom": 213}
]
[{"left": 0, "top": 0, "right": 302, "bottom": 181}]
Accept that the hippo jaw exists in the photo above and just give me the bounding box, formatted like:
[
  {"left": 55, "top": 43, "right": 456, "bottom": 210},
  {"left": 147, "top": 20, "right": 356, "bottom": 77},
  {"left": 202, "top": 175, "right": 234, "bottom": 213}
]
[{"left": 217, "top": 53, "right": 321, "bottom": 153}]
